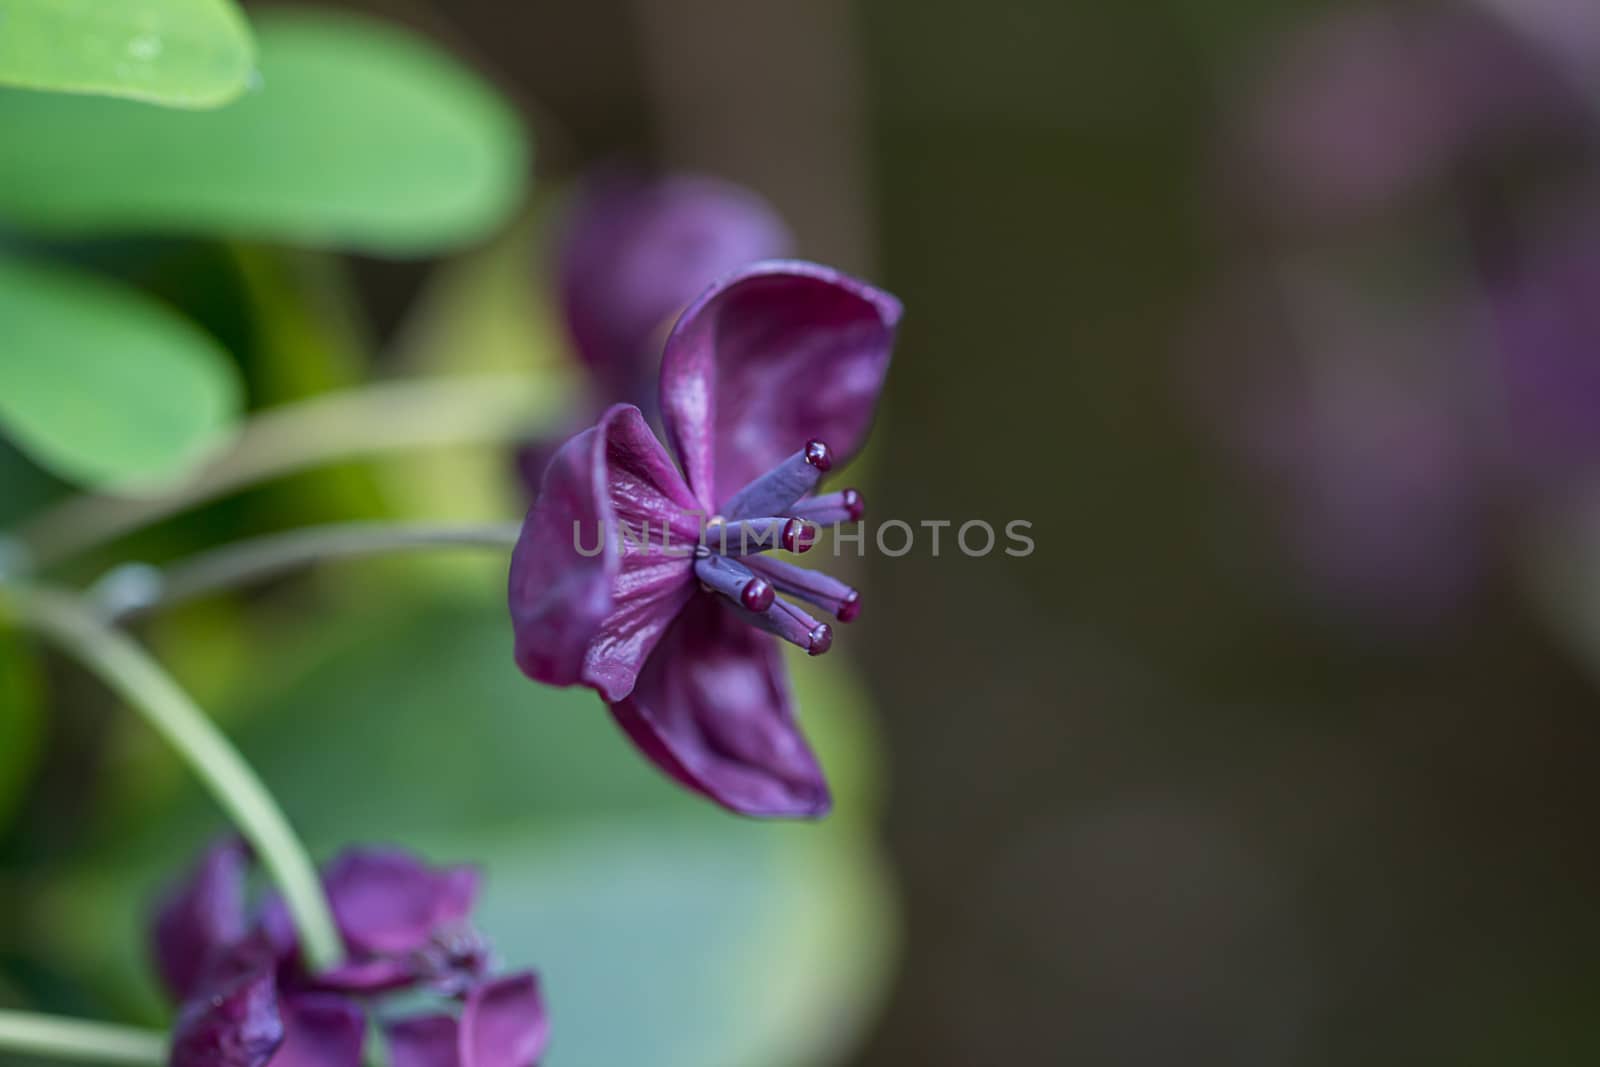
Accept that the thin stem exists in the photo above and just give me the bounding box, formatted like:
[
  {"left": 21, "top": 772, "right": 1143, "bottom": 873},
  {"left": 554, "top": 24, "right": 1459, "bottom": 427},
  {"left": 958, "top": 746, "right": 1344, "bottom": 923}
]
[
  {"left": 14, "top": 374, "right": 568, "bottom": 568},
  {"left": 3, "top": 586, "right": 343, "bottom": 973},
  {"left": 0, "top": 1010, "right": 166, "bottom": 1065},
  {"left": 97, "top": 521, "right": 523, "bottom": 622}
]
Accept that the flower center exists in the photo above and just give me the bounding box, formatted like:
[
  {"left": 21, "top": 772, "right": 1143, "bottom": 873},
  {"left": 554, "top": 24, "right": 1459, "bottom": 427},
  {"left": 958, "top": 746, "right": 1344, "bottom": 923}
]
[{"left": 690, "top": 440, "right": 863, "bottom": 656}]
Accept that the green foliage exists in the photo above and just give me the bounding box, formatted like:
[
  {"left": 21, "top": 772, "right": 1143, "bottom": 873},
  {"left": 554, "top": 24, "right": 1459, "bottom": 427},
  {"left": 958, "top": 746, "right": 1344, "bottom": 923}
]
[
  {"left": 0, "top": 257, "right": 240, "bottom": 490},
  {"left": 0, "top": 8, "right": 529, "bottom": 255},
  {"left": 0, "top": 0, "right": 254, "bottom": 108}
]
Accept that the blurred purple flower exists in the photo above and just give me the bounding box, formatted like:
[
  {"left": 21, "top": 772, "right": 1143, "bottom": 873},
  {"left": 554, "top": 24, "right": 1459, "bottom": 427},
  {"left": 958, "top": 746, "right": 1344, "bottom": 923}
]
[
  {"left": 1238, "top": 2, "right": 1590, "bottom": 224},
  {"left": 517, "top": 173, "right": 792, "bottom": 487},
  {"left": 509, "top": 261, "right": 899, "bottom": 818},
  {"left": 1485, "top": 210, "right": 1600, "bottom": 480},
  {"left": 155, "top": 840, "right": 548, "bottom": 1067},
  {"left": 1196, "top": 0, "right": 1600, "bottom": 627}
]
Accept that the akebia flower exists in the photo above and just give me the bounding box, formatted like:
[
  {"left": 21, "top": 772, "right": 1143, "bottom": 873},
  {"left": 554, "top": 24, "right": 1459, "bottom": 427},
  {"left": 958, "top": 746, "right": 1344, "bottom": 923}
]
[
  {"left": 518, "top": 173, "right": 793, "bottom": 487},
  {"left": 509, "top": 261, "right": 901, "bottom": 818},
  {"left": 155, "top": 840, "right": 548, "bottom": 1067}
]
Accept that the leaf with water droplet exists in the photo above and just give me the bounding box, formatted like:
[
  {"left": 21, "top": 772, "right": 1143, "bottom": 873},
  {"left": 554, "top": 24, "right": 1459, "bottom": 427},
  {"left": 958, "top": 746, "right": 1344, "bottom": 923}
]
[
  {"left": 0, "top": 0, "right": 255, "bottom": 108},
  {"left": 0, "top": 8, "right": 528, "bottom": 256}
]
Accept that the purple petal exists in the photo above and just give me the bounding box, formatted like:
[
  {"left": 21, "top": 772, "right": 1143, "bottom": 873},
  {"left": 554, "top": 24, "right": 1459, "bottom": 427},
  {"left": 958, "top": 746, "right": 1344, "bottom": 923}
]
[
  {"left": 460, "top": 973, "right": 550, "bottom": 1067},
  {"left": 559, "top": 172, "right": 792, "bottom": 400},
  {"left": 513, "top": 405, "right": 702, "bottom": 700},
  {"left": 153, "top": 838, "right": 251, "bottom": 1002},
  {"left": 574, "top": 405, "right": 702, "bottom": 702},
  {"left": 169, "top": 943, "right": 283, "bottom": 1067},
  {"left": 321, "top": 848, "right": 479, "bottom": 958},
  {"left": 510, "top": 424, "right": 617, "bottom": 688},
  {"left": 309, "top": 956, "right": 420, "bottom": 995},
  {"left": 389, "top": 1016, "right": 461, "bottom": 1067},
  {"left": 267, "top": 994, "right": 365, "bottom": 1067},
  {"left": 659, "top": 261, "right": 902, "bottom": 510},
  {"left": 609, "top": 595, "right": 831, "bottom": 818}
]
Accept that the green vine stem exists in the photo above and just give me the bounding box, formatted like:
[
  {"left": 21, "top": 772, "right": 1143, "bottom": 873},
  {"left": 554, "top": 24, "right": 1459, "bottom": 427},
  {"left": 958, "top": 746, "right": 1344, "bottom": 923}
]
[
  {"left": 2, "top": 585, "right": 343, "bottom": 972},
  {"left": 14, "top": 373, "right": 568, "bottom": 567},
  {"left": 0, "top": 1010, "right": 166, "bottom": 1065},
  {"left": 94, "top": 521, "right": 522, "bottom": 621}
]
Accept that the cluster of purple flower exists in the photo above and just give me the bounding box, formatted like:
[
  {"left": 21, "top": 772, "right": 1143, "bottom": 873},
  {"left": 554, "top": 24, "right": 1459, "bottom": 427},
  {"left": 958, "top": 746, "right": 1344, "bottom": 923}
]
[{"left": 155, "top": 842, "right": 545, "bottom": 1067}]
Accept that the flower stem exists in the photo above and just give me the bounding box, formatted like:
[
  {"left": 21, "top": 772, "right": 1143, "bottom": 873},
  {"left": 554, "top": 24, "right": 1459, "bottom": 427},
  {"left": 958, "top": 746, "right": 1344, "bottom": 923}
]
[
  {"left": 0, "top": 1010, "right": 166, "bottom": 1065},
  {"left": 14, "top": 374, "right": 567, "bottom": 568},
  {"left": 2, "top": 585, "right": 344, "bottom": 973},
  {"left": 95, "top": 521, "right": 523, "bottom": 622}
]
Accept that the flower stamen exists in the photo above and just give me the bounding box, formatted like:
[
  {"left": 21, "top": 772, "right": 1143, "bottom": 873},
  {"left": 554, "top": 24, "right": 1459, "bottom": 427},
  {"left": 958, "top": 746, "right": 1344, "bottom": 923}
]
[
  {"left": 721, "top": 440, "right": 833, "bottom": 519},
  {"left": 744, "top": 555, "right": 862, "bottom": 623}
]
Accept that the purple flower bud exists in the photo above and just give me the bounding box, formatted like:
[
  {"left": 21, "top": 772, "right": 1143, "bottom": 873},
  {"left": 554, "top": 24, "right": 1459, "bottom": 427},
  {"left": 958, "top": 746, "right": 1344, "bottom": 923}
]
[{"left": 558, "top": 171, "right": 793, "bottom": 401}]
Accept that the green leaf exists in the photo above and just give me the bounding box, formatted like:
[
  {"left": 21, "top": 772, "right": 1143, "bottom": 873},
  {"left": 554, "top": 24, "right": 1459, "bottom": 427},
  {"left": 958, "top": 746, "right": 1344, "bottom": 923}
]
[
  {"left": 0, "top": 0, "right": 254, "bottom": 108},
  {"left": 0, "top": 257, "right": 240, "bottom": 490},
  {"left": 0, "top": 9, "right": 529, "bottom": 255}
]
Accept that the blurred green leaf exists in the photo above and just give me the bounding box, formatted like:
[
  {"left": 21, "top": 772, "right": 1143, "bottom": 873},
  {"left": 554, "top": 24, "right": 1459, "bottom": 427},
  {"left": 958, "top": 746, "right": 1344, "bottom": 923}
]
[
  {"left": 0, "top": 0, "right": 254, "bottom": 108},
  {"left": 47, "top": 587, "right": 896, "bottom": 1065},
  {"left": 0, "top": 256, "right": 240, "bottom": 490},
  {"left": 0, "top": 9, "right": 529, "bottom": 255},
  {"left": 0, "top": 630, "right": 44, "bottom": 837}
]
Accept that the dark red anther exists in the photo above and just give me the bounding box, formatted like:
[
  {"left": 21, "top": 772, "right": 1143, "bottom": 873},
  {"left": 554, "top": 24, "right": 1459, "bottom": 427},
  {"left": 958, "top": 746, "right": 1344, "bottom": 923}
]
[
  {"left": 806, "top": 624, "right": 833, "bottom": 656},
  {"left": 841, "top": 488, "right": 865, "bottom": 521},
  {"left": 780, "top": 518, "right": 817, "bottom": 554},
  {"left": 836, "top": 591, "right": 862, "bottom": 623},
  {"left": 741, "top": 577, "right": 776, "bottom": 612},
  {"left": 804, "top": 440, "right": 832, "bottom": 472}
]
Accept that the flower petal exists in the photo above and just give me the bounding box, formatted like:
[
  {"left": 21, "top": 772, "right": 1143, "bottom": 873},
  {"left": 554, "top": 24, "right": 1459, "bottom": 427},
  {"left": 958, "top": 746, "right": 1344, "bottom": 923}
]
[
  {"left": 509, "top": 424, "right": 616, "bottom": 688},
  {"left": 389, "top": 1016, "right": 461, "bottom": 1067},
  {"left": 559, "top": 172, "right": 792, "bottom": 401},
  {"left": 659, "top": 261, "right": 901, "bottom": 509},
  {"left": 513, "top": 405, "right": 701, "bottom": 697},
  {"left": 574, "top": 404, "right": 702, "bottom": 702},
  {"left": 169, "top": 942, "right": 283, "bottom": 1067},
  {"left": 460, "top": 973, "right": 550, "bottom": 1067},
  {"left": 321, "top": 848, "right": 479, "bottom": 958},
  {"left": 153, "top": 837, "right": 251, "bottom": 1002},
  {"left": 609, "top": 595, "right": 831, "bottom": 818},
  {"left": 269, "top": 994, "right": 366, "bottom": 1067}
]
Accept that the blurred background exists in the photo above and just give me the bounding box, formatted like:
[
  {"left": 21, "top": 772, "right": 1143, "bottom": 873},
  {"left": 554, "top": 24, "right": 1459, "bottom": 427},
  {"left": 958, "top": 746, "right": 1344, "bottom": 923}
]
[{"left": 6, "top": 0, "right": 1600, "bottom": 1064}]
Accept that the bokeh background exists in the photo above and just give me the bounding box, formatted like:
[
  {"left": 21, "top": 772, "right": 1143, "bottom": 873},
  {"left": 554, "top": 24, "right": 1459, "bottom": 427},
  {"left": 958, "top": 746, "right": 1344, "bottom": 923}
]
[{"left": 6, "top": 1, "right": 1600, "bottom": 1064}]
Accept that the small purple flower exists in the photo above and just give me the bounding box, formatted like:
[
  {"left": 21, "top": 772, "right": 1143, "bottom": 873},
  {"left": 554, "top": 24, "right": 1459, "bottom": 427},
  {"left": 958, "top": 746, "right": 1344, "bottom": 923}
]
[
  {"left": 518, "top": 173, "right": 793, "bottom": 487},
  {"left": 154, "top": 841, "right": 548, "bottom": 1067},
  {"left": 509, "top": 261, "right": 900, "bottom": 818}
]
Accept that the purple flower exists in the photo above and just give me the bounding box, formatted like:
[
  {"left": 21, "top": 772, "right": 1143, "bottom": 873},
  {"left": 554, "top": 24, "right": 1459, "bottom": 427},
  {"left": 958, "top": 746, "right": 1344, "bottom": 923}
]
[
  {"left": 518, "top": 173, "right": 793, "bottom": 488},
  {"left": 509, "top": 261, "right": 900, "bottom": 818},
  {"left": 1194, "top": 0, "right": 1600, "bottom": 627},
  {"left": 1238, "top": 1, "right": 1591, "bottom": 223},
  {"left": 1485, "top": 212, "right": 1600, "bottom": 481},
  {"left": 154, "top": 841, "right": 548, "bottom": 1067}
]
